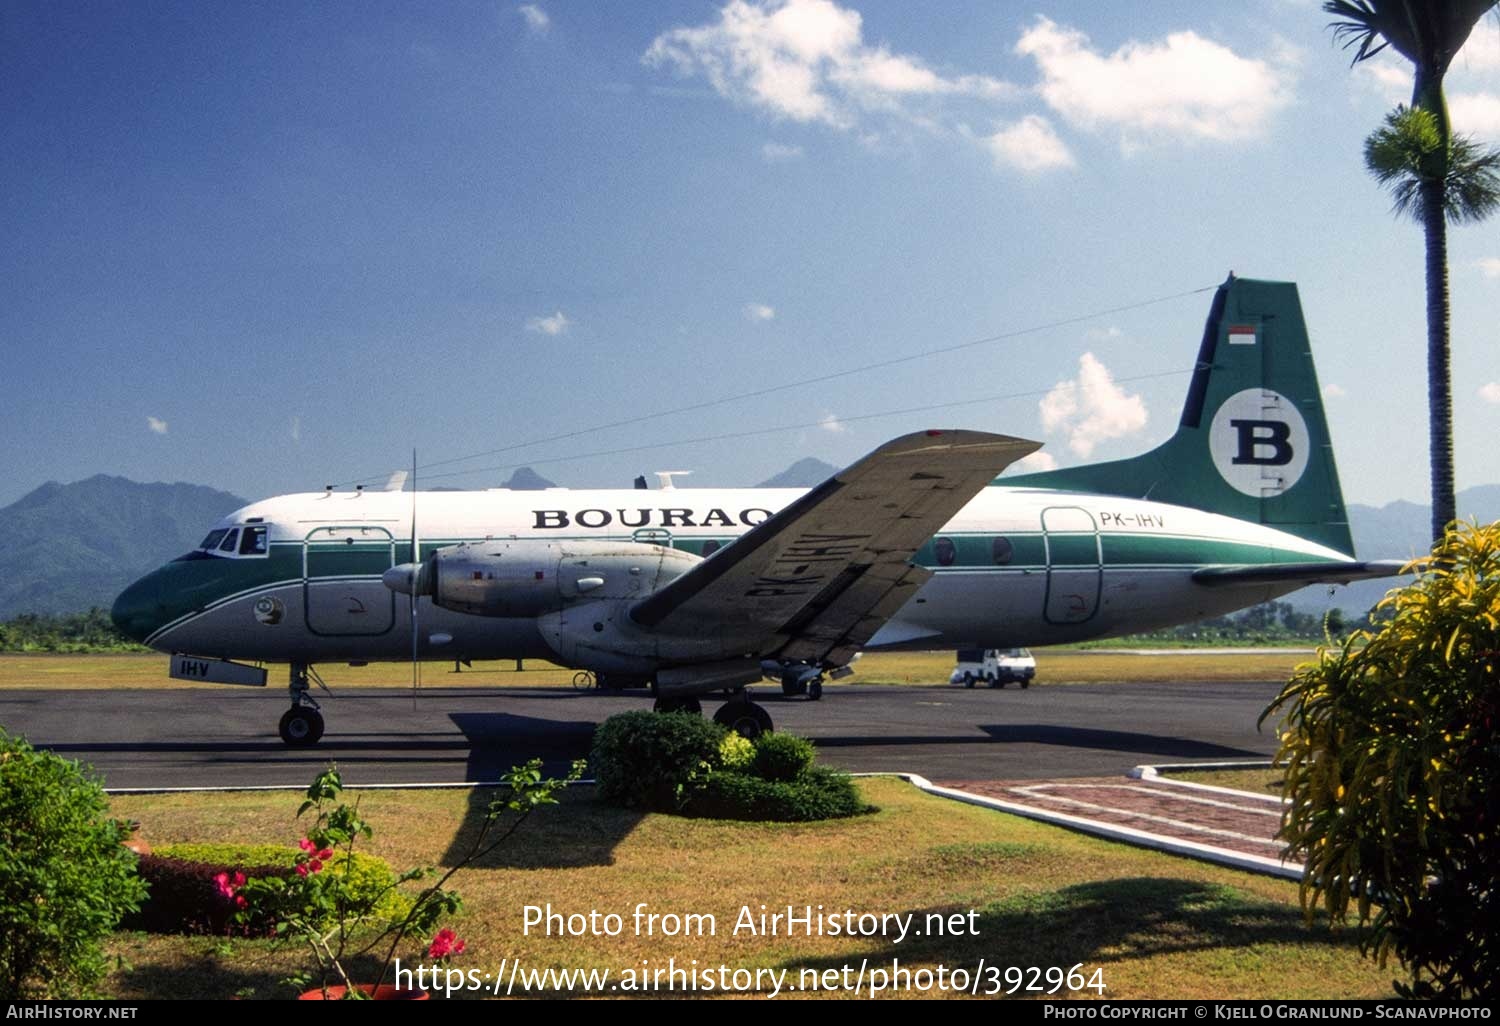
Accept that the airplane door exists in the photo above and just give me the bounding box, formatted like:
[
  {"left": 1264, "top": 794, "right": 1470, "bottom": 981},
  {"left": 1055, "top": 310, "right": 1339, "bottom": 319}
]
[
  {"left": 1042, "top": 506, "right": 1101, "bottom": 625},
  {"left": 303, "top": 526, "right": 397, "bottom": 636}
]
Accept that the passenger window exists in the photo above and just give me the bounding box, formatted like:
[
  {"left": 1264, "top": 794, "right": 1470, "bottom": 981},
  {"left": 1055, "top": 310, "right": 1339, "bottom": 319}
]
[
  {"left": 935, "top": 537, "right": 956, "bottom": 567},
  {"left": 200, "top": 529, "right": 228, "bottom": 551},
  {"left": 240, "top": 526, "right": 268, "bottom": 555},
  {"left": 992, "top": 537, "right": 1014, "bottom": 565},
  {"left": 218, "top": 528, "right": 240, "bottom": 553}
]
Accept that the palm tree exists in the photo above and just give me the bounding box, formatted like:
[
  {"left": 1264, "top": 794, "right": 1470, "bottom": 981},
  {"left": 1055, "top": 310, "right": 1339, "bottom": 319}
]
[{"left": 1324, "top": 0, "right": 1500, "bottom": 541}]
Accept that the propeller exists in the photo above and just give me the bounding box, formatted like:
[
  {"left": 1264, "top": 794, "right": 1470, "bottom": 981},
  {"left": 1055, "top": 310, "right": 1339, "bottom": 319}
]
[{"left": 410, "top": 450, "right": 419, "bottom": 708}]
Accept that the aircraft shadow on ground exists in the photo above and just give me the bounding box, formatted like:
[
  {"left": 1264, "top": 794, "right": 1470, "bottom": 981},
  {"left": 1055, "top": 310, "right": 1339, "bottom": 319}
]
[
  {"left": 783, "top": 877, "right": 1368, "bottom": 989},
  {"left": 441, "top": 712, "right": 638, "bottom": 869},
  {"left": 812, "top": 725, "right": 1264, "bottom": 760}
]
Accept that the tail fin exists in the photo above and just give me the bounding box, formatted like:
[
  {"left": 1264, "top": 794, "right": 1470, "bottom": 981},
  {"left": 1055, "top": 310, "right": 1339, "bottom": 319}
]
[{"left": 1005, "top": 274, "right": 1355, "bottom": 555}]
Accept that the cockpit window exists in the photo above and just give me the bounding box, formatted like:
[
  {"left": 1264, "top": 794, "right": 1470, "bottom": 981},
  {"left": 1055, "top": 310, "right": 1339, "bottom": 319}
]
[
  {"left": 240, "top": 525, "right": 268, "bottom": 555},
  {"left": 218, "top": 528, "right": 241, "bottom": 553},
  {"left": 200, "top": 528, "right": 229, "bottom": 551}
]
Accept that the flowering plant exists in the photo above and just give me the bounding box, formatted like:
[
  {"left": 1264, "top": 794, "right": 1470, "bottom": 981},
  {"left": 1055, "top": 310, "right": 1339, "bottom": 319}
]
[{"left": 233, "top": 757, "right": 584, "bottom": 998}]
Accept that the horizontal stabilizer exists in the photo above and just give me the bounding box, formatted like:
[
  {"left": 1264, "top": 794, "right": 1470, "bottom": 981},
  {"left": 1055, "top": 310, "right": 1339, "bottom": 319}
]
[{"left": 1191, "top": 560, "right": 1408, "bottom": 588}]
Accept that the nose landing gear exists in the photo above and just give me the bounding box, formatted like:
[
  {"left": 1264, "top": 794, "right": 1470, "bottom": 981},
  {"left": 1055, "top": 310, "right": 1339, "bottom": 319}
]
[{"left": 279, "top": 663, "right": 327, "bottom": 746}]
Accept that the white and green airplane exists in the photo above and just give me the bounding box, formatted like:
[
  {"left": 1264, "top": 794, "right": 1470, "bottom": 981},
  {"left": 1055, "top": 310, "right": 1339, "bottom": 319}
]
[{"left": 113, "top": 275, "right": 1400, "bottom": 745}]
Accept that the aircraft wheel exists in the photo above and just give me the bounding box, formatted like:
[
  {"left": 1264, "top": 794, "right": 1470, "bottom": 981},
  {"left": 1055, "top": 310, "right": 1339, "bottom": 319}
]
[
  {"left": 807, "top": 679, "right": 822, "bottom": 701},
  {"left": 279, "top": 706, "right": 324, "bottom": 747},
  {"left": 653, "top": 697, "right": 702, "bottom": 716},
  {"left": 714, "top": 700, "right": 773, "bottom": 738}
]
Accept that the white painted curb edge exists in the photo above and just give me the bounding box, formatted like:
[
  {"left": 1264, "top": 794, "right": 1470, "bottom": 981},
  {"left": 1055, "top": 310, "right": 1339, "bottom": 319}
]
[{"left": 1130, "top": 763, "right": 1288, "bottom": 805}]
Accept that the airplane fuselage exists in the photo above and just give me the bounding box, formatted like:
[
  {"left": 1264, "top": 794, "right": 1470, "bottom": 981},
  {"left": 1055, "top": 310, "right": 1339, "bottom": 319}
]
[{"left": 114, "top": 482, "right": 1352, "bottom": 669}]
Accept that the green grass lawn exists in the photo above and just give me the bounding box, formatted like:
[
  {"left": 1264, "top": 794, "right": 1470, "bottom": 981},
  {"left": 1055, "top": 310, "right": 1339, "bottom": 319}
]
[
  {"left": 104, "top": 777, "right": 1390, "bottom": 1001},
  {"left": 1, "top": 647, "right": 1316, "bottom": 691}
]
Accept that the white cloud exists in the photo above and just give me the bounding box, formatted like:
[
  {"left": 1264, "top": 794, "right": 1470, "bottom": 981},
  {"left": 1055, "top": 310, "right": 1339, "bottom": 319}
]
[
  {"left": 1038, "top": 352, "right": 1148, "bottom": 457},
  {"left": 1455, "top": 24, "right": 1500, "bottom": 71},
  {"left": 1353, "top": 59, "right": 1410, "bottom": 103},
  {"left": 743, "top": 302, "right": 776, "bottom": 321},
  {"left": 290, "top": 415, "right": 301, "bottom": 442},
  {"left": 1480, "top": 382, "right": 1500, "bottom": 404},
  {"left": 643, "top": 0, "right": 1016, "bottom": 130},
  {"left": 761, "top": 141, "right": 804, "bottom": 161},
  {"left": 1085, "top": 326, "right": 1123, "bottom": 341},
  {"left": 526, "top": 311, "right": 571, "bottom": 336},
  {"left": 518, "top": 4, "right": 550, "bottom": 35},
  {"left": 984, "top": 115, "right": 1075, "bottom": 172},
  {"left": 147, "top": 416, "right": 168, "bottom": 435},
  {"left": 1322, "top": 383, "right": 1347, "bottom": 399},
  {"left": 1478, "top": 257, "right": 1500, "bottom": 279},
  {"left": 818, "top": 412, "right": 847, "bottom": 433},
  {"left": 1452, "top": 92, "right": 1500, "bottom": 138},
  {"left": 1011, "top": 450, "right": 1058, "bottom": 473},
  {"left": 1015, "top": 17, "right": 1294, "bottom": 149}
]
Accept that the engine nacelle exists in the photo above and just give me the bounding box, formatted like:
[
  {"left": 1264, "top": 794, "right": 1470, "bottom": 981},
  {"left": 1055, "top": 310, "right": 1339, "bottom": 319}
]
[{"left": 383, "top": 539, "right": 699, "bottom": 619}]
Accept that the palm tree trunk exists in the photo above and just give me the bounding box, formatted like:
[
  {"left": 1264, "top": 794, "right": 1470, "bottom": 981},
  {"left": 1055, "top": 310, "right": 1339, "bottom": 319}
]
[{"left": 1422, "top": 176, "right": 1456, "bottom": 542}]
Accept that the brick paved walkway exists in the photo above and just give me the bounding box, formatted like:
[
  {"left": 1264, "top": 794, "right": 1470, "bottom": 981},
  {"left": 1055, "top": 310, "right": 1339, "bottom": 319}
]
[{"left": 931, "top": 770, "right": 1302, "bottom": 879}]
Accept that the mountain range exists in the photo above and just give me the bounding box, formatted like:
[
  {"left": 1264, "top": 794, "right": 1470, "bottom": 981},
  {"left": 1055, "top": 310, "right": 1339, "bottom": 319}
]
[{"left": 2, "top": 468, "right": 1495, "bottom": 621}]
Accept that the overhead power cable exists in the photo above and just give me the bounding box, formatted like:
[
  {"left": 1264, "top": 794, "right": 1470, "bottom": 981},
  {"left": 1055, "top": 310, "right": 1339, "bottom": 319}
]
[
  {"left": 334, "top": 283, "right": 1216, "bottom": 488},
  {"left": 410, "top": 368, "right": 1193, "bottom": 485}
]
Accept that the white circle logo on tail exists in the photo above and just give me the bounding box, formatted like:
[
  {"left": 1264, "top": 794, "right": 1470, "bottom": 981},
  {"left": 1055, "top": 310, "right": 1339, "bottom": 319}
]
[{"left": 1208, "top": 389, "right": 1310, "bottom": 497}]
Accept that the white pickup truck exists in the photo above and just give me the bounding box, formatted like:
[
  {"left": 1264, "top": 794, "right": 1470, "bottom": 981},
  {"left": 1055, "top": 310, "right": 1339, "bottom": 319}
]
[{"left": 949, "top": 648, "right": 1036, "bottom": 688}]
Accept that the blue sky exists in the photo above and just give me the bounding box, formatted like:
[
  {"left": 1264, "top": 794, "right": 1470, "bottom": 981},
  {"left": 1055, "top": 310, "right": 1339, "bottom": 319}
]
[{"left": 3, "top": 1, "right": 1498, "bottom": 511}]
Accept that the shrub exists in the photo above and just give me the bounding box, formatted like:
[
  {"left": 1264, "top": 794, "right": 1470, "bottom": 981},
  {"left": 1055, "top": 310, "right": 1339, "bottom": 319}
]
[
  {"left": 0, "top": 733, "right": 148, "bottom": 999},
  {"left": 123, "top": 844, "right": 409, "bottom": 936},
  {"left": 718, "top": 732, "right": 755, "bottom": 771},
  {"left": 124, "top": 852, "right": 287, "bottom": 936},
  {"left": 1261, "top": 520, "right": 1500, "bottom": 1000},
  {"left": 689, "top": 767, "right": 869, "bottom": 822},
  {"left": 592, "top": 711, "right": 727, "bottom": 811},
  {"left": 752, "top": 731, "right": 816, "bottom": 782}
]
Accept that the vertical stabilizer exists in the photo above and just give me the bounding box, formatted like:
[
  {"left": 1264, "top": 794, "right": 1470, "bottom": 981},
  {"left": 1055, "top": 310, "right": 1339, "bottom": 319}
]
[{"left": 1005, "top": 275, "right": 1354, "bottom": 555}]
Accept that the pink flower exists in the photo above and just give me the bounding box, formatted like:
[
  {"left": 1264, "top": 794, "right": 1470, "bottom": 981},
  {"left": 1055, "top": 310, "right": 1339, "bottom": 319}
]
[
  {"left": 298, "top": 838, "right": 316, "bottom": 853},
  {"left": 214, "top": 870, "right": 248, "bottom": 904},
  {"left": 428, "top": 928, "right": 466, "bottom": 960},
  {"left": 296, "top": 863, "right": 310, "bottom": 877},
  {"left": 316, "top": 848, "right": 333, "bottom": 862}
]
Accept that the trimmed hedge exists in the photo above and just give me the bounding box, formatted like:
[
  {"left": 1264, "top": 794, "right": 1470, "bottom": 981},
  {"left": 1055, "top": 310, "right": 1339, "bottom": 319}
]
[
  {"left": 122, "top": 853, "right": 286, "bottom": 936},
  {"left": 123, "top": 844, "right": 408, "bottom": 936},
  {"left": 688, "top": 766, "right": 870, "bottom": 822}
]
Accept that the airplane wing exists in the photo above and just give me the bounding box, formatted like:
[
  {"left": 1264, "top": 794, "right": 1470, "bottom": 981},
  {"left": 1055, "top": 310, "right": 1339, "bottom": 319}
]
[
  {"left": 1191, "top": 560, "right": 1408, "bottom": 587},
  {"left": 631, "top": 430, "right": 1041, "bottom": 668}
]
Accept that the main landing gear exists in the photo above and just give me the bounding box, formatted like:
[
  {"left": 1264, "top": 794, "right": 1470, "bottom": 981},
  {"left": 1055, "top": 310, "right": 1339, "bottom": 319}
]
[
  {"left": 279, "top": 662, "right": 326, "bottom": 747},
  {"left": 653, "top": 689, "right": 773, "bottom": 738},
  {"left": 712, "top": 693, "right": 773, "bottom": 738}
]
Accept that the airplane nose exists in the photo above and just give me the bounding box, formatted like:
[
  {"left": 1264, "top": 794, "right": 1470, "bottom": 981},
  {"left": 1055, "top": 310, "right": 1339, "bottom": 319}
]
[{"left": 111, "top": 573, "right": 164, "bottom": 645}]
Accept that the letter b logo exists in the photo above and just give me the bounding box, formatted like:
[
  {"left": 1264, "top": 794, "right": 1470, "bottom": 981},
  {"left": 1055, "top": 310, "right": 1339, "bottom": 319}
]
[
  {"left": 1209, "top": 390, "right": 1309, "bottom": 497},
  {"left": 1228, "top": 419, "right": 1294, "bottom": 466}
]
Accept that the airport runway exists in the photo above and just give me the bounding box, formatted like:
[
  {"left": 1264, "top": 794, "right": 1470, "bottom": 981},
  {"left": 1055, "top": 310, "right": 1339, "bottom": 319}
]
[{"left": 0, "top": 680, "right": 1285, "bottom": 790}]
